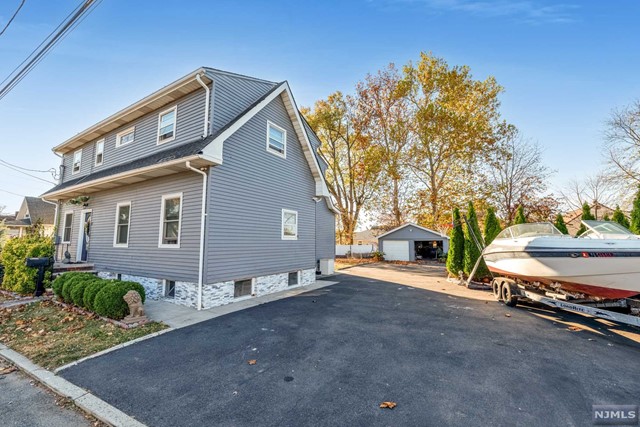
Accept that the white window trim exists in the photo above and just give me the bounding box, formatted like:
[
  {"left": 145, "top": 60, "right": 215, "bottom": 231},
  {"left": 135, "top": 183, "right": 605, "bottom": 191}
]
[
  {"left": 62, "top": 212, "right": 73, "bottom": 243},
  {"left": 158, "top": 192, "right": 183, "bottom": 248},
  {"left": 94, "top": 139, "right": 104, "bottom": 166},
  {"left": 157, "top": 105, "right": 177, "bottom": 145},
  {"left": 233, "top": 278, "right": 255, "bottom": 300},
  {"left": 116, "top": 126, "right": 135, "bottom": 148},
  {"left": 72, "top": 149, "right": 82, "bottom": 175},
  {"left": 281, "top": 209, "right": 298, "bottom": 240},
  {"left": 266, "top": 121, "right": 287, "bottom": 159},
  {"left": 113, "top": 201, "right": 131, "bottom": 248}
]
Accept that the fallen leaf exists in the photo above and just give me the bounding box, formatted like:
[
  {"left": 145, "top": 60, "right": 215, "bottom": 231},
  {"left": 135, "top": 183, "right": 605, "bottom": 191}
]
[
  {"left": 504, "top": 313, "right": 511, "bottom": 318},
  {"left": 0, "top": 367, "right": 17, "bottom": 375},
  {"left": 247, "top": 359, "right": 257, "bottom": 365},
  {"left": 568, "top": 326, "right": 582, "bottom": 331},
  {"left": 380, "top": 401, "right": 397, "bottom": 409}
]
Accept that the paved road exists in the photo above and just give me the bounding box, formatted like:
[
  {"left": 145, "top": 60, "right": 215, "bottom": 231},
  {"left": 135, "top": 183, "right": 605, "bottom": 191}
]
[
  {"left": 0, "top": 359, "right": 91, "bottom": 427},
  {"left": 60, "top": 268, "right": 640, "bottom": 426}
]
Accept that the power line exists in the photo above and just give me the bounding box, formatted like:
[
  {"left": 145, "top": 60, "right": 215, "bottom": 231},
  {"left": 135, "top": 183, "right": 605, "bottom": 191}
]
[
  {"left": 0, "top": 158, "right": 56, "bottom": 174},
  {"left": 0, "top": 161, "right": 57, "bottom": 184},
  {"left": 0, "top": 0, "right": 102, "bottom": 101},
  {"left": 0, "top": 0, "right": 26, "bottom": 37},
  {"left": 0, "top": 187, "right": 24, "bottom": 197}
]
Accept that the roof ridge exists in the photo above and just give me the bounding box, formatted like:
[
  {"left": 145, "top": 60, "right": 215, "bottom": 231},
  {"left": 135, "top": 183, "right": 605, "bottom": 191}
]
[{"left": 203, "top": 67, "right": 278, "bottom": 85}]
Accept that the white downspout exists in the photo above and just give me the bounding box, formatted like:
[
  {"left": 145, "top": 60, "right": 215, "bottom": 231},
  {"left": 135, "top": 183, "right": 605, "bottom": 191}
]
[
  {"left": 186, "top": 161, "right": 207, "bottom": 310},
  {"left": 195, "top": 73, "right": 210, "bottom": 138}
]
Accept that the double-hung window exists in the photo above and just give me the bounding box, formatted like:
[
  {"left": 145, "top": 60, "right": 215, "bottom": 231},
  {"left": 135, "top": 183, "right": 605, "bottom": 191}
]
[
  {"left": 72, "top": 149, "right": 82, "bottom": 174},
  {"left": 157, "top": 106, "right": 177, "bottom": 144},
  {"left": 266, "top": 121, "right": 286, "bottom": 158},
  {"left": 282, "top": 209, "right": 298, "bottom": 240},
  {"left": 62, "top": 212, "right": 73, "bottom": 243},
  {"left": 95, "top": 139, "right": 104, "bottom": 166},
  {"left": 116, "top": 126, "right": 135, "bottom": 147},
  {"left": 159, "top": 193, "right": 182, "bottom": 247},
  {"left": 114, "top": 202, "right": 131, "bottom": 247}
]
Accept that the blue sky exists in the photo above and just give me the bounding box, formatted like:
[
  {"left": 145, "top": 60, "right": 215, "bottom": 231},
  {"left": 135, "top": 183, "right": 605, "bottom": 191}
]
[{"left": 0, "top": 0, "right": 638, "bottom": 212}]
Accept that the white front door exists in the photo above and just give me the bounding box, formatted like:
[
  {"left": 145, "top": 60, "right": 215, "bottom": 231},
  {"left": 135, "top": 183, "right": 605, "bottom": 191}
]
[
  {"left": 383, "top": 240, "right": 410, "bottom": 261},
  {"left": 76, "top": 209, "right": 92, "bottom": 262}
]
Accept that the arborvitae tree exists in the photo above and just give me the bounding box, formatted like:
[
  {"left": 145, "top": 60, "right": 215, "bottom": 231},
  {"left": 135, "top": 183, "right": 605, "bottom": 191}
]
[
  {"left": 576, "top": 202, "right": 595, "bottom": 236},
  {"left": 612, "top": 205, "right": 630, "bottom": 229},
  {"left": 446, "top": 208, "right": 465, "bottom": 277},
  {"left": 630, "top": 186, "right": 640, "bottom": 234},
  {"left": 463, "top": 202, "right": 490, "bottom": 279},
  {"left": 602, "top": 213, "right": 611, "bottom": 221},
  {"left": 483, "top": 207, "right": 502, "bottom": 245},
  {"left": 514, "top": 205, "right": 526, "bottom": 225},
  {"left": 554, "top": 213, "right": 569, "bottom": 234}
]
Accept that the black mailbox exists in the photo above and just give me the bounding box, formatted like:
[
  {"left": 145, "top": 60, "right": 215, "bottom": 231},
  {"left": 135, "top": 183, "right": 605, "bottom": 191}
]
[{"left": 25, "top": 257, "right": 52, "bottom": 297}]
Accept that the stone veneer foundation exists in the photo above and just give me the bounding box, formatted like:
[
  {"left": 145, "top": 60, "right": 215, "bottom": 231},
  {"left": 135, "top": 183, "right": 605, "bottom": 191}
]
[{"left": 98, "top": 268, "right": 317, "bottom": 310}]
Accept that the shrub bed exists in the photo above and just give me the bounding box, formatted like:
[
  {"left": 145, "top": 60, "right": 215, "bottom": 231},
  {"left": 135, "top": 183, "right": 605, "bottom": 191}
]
[
  {"left": 94, "top": 281, "right": 147, "bottom": 320},
  {"left": 0, "top": 233, "right": 54, "bottom": 294}
]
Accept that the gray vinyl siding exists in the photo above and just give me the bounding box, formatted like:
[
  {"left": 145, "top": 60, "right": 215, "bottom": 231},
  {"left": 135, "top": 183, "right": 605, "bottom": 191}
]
[
  {"left": 55, "top": 173, "right": 202, "bottom": 282},
  {"left": 303, "top": 120, "right": 329, "bottom": 175},
  {"left": 205, "top": 94, "right": 317, "bottom": 283},
  {"left": 315, "top": 199, "right": 336, "bottom": 259},
  {"left": 61, "top": 88, "right": 209, "bottom": 182},
  {"left": 207, "top": 70, "right": 276, "bottom": 134},
  {"left": 381, "top": 226, "right": 445, "bottom": 241}
]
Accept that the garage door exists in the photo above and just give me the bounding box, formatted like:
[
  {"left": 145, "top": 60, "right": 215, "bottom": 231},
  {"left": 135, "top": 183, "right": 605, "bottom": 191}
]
[{"left": 383, "top": 240, "right": 410, "bottom": 261}]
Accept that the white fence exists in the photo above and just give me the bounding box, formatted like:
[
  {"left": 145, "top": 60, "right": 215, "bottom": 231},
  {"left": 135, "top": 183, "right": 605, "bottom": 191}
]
[{"left": 336, "top": 244, "right": 377, "bottom": 257}]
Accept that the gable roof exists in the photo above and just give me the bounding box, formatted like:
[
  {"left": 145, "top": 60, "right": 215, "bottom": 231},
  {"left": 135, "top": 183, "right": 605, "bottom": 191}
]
[
  {"left": 377, "top": 223, "right": 449, "bottom": 240},
  {"left": 21, "top": 197, "right": 55, "bottom": 224}
]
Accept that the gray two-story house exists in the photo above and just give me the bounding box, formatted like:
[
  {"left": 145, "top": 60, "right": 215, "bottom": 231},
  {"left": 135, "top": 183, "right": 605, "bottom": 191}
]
[{"left": 43, "top": 67, "right": 336, "bottom": 310}]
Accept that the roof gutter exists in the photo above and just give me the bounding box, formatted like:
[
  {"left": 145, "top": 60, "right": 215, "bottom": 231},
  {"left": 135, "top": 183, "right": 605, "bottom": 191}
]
[
  {"left": 195, "top": 73, "right": 211, "bottom": 138},
  {"left": 185, "top": 161, "right": 208, "bottom": 311}
]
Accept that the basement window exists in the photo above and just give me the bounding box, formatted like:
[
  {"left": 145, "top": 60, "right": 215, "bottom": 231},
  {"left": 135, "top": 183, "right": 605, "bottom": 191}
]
[
  {"left": 288, "top": 272, "right": 299, "bottom": 287},
  {"left": 234, "top": 279, "right": 252, "bottom": 298},
  {"left": 164, "top": 280, "right": 176, "bottom": 298}
]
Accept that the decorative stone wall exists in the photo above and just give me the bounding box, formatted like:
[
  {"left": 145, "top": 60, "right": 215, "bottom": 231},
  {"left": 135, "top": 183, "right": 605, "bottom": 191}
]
[
  {"left": 255, "top": 273, "right": 288, "bottom": 296},
  {"left": 173, "top": 281, "right": 199, "bottom": 308},
  {"left": 301, "top": 268, "right": 316, "bottom": 286},
  {"left": 201, "top": 281, "right": 235, "bottom": 309}
]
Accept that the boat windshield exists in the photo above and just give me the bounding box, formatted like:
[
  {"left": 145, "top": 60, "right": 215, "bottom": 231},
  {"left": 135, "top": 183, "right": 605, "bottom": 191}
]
[
  {"left": 495, "top": 222, "right": 564, "bottom": 240},
  {"left": 580, "top": 220, "right": 637, "bottom": 239}
]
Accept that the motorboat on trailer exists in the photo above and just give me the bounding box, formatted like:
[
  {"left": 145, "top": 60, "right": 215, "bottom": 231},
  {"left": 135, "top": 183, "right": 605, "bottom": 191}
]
[{"left": 482, "top": 220, "right": 640, "bottom": 300}]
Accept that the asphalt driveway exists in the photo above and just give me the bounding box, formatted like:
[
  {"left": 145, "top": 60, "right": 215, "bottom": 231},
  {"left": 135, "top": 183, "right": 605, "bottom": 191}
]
[{"left": 60, "top": 266, "right": 640, "bottom": 426}]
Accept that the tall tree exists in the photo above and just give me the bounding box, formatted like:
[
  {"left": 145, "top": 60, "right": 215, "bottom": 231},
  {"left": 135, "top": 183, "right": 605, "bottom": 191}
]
[
  {"left": 604, "top": 100, "right": 640, "bottom": 197},
  {"left": 400, "top": 52, "right": 504, "bottom": 227},
  {"left": 612, "top": 205, "right": 630, "bottom": 229},
  {"left": 463, "top": 202, "right": 489, "bottom": 278},
  {"left": 576, "top": 202, "right": 595, "bottom": 236},
  {"left": 554, "top": 213, "right": 569, "bottom": 234},
  {"left": 302, "top": 92, "right": 382, "bottom": 244},
  {"left": 446, "top": 208, "right": 464, "bottom": 277},
  {"left": 483, "top": 207, "right": 502, "bottom": 245},
  {"left": 630, "top": 186, "right": 640, "bottom": 234},
  {"left": 355, "top": 64, "right": 412, "bottom": 227},
  {"left": 487, "top": 126, "right": 553, "bottom": 224},
  {"left": 560, "top": 172, "right": 616, "bottom": 218},
  {"left": 514, "top": 206, "right": 526, "bottom": 224}
]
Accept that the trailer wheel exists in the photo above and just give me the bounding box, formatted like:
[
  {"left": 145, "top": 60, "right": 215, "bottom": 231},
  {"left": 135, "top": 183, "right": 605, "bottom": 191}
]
[
  {"left": 501, "top": 283, "right": 517, "bottom": 307},
  {"left": 492, "top": 280, "right": 501, "bottom": 300}
]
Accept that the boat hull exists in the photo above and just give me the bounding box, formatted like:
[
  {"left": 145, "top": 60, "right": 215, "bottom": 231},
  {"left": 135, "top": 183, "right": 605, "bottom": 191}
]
[{"left": 484, "top": 251, "right": 640, "bottom": 299}]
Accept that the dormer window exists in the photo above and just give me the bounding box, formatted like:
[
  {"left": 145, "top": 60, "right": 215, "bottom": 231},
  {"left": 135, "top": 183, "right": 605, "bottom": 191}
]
[
  {"left": 116, "top": 126, "right": 135, "bottom": 147},
  {"left": 266, "top": 121, "right": 286, "bottom": 158},
  {"left": 72, "top": 149, "right": 82, "bottom": 174},
  {"left": 95, "top": 139, "right": 104, "bottom": 166},
  {"left": 158, "top": 106, "right": 177, "bottom": 144}
]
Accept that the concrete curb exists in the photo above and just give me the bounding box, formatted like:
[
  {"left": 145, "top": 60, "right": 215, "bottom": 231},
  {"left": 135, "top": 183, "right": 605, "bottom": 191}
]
[{"left": 0, "top": 344, "right": 146, "bottom": 427}]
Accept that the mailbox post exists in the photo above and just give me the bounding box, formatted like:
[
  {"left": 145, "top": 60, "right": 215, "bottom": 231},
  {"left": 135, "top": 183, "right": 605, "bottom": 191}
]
[{"left": 25, "top": 257, "right": 52, "bottom": 297}]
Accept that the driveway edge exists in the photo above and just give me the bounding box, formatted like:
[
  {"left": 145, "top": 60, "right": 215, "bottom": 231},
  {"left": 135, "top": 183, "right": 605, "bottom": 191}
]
[{"left": 0, "top": 343, "right": 146, "bottom": 427}]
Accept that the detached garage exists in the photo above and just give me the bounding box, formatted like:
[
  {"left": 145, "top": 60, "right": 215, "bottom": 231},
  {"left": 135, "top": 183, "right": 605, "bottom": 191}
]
[{"left": 378, "top": 223, "right": 449, "bottom": 262}]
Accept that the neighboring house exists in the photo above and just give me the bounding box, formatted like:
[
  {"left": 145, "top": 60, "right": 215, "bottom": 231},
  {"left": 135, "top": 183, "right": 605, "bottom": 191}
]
[
  {"left": 42, "top": 67, "right": 337, "bottom": 310},
  {"left": 2, "top": 197, "right": 56, "bottom": 237},
  {"left": 353, "top": 227, "right": 383, "bottom": 248},
  {"left": 563, "top": 202, "right": 616, "bottom": 235},
  {"left": 378, "top": 223, "right": 449, "bottom": 261}
]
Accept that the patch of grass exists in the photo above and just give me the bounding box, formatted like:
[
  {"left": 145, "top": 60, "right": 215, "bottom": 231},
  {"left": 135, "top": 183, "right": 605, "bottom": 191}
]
[{"left": 0, "top": 301, "right": 167, "bottom": 370}]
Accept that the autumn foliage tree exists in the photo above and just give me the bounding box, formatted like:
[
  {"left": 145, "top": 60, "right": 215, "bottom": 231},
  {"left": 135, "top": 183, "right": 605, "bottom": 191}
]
[{"left": 303, "top": 92, "right": 382, "bottom": 244}]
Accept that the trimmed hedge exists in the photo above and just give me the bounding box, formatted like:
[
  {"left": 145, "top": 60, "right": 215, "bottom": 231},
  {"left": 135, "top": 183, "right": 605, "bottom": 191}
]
[
  {"left": 93, "top": 281, "right": 146, "bottom": 320},
  {"left": 83, "top": 279, "right": 110, "bottom": 311},
  {"left": 61, "top": 273, "right": 95, "bottom": 303},
  {"left": 53, "top": 272, "right": 93, "bottom": 299},
  {"left": 70, "top": 277, "right": 104, "bottom": 308}
]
